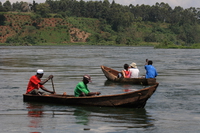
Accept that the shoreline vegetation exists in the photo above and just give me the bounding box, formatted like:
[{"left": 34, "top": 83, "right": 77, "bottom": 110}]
[
  {"left": 1, "top": 0, "right": 200, "bottom": 49},
  {"left": 1, "top": 42, "right": 200, "bottom": 49}
]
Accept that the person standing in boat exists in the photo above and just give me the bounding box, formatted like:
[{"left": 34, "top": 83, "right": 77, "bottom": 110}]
[
  {"left": 129, "top": 62, "right": 140, "bottom": 78},
  {"left": 144, "top": 59, "right": 158, "bottom": 78},
  {"left": 26, "top": 69, "right": 55, "bottom": 95},
  {"left": 74, "top": 75, "right": 101, "bottom": 97},
  {"left": 121, "top": 64, "right": 131, "bottom": 78}
]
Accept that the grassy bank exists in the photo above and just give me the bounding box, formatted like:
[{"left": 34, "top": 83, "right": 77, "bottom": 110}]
[
  {"left": 0, "top": 12, "right": 200, "bottom": 49},
  {"left": 2, "top": 42, "right": 200, "bottom": 49}
]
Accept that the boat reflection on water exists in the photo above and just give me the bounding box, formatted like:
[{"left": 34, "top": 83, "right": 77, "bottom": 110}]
[
  {"left": 73, "top": 107, "right": 91, "bottom": 125},
  {"left": 73, "top": 106, "right": 155, "bottom": 129},
  {"left": 26, "top": 103, "right": 43, "bottom": 130},
  {"left": 25, "top": 102, "right": 155, "bottom": 130}
]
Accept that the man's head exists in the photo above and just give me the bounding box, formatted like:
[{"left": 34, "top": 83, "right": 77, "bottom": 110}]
[
  {"left": 83, "top": 75, "right": 92, "bottom": 84},
  {"left": 36, "top": 69, "right": 44, "bottom": 78},
  {"left": 148, "top": 60, "right": 153, "bottom": 65},
  {"left": 124, "top": 64, "right": 129, "bottom": 70},
  {"left": 130, "top": 62, "right": 137, "bottom": 68}
]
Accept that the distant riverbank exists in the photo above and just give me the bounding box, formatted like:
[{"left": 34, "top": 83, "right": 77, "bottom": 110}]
[{"left": 1, "top": 42, "right": 200, "bottom": 49}]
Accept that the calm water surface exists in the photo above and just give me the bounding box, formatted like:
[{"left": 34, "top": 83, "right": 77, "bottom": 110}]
[{"left": 0, "top": 46, "right": 200, "bottom": 133}]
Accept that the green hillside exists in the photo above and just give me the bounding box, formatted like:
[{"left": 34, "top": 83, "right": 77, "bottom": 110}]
[
  {"left": 0, "top": 12, "right": 200, "bottom": 48},
  {"left": 1, "top": 1, "right": 200, "bottom": 48}
]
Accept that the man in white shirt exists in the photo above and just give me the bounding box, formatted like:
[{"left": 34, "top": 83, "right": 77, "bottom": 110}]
[{"left": 129, "top": 62, "right": 140, "bottom": 78}]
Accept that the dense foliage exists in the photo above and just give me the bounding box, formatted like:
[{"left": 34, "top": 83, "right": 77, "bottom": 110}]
[{"left": 1, "top": 0, "right": 200, "bottom": 47}]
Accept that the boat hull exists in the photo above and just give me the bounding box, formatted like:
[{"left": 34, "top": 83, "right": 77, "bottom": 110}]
[{"left": 23, "top": 83, "right": 159, "bottom": 108}]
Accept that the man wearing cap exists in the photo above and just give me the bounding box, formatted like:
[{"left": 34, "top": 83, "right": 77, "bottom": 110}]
[
  {"left": 26, "top": 69, "right": 55, "bottom": 95},
  {"left": 144, "top": 59, "right": 158, "bottom": 78},
  {"left": 74, "top": 75, "right": 101, "bottom": 97},
  {"left": 129, "top": 62, "right": 140, "bottom": 78}
]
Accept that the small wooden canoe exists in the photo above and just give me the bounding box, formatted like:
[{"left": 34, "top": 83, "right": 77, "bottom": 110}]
[
  {"left": 23, "top": 83, "right": 159, "bottom": 108},
  {"left": 101, "top": 65, "right": 156, "bottom": 85}
]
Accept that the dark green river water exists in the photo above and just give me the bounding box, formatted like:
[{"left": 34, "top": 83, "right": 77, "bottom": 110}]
[{"left": 0, "top": 46, "right": 200, "bottom": 133}]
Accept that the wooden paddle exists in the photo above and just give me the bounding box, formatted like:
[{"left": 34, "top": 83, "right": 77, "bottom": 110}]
[{"left": 51, "top": 78, "right": 55, "bottom": 93}]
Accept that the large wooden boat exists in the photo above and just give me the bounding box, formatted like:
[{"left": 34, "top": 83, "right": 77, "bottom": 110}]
[
  {"left": 23, "top": 83, "right": 159, "bottom": 108},
  {"left": 101, "top": 65, "right": 156, "bottom": 85}
]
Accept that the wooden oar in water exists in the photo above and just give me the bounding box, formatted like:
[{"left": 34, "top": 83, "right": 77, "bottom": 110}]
[{"left": 51, "top": 78, "right": 55, "bottom": 93}]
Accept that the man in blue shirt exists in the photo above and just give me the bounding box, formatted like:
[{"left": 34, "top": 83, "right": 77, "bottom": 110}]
[{"left": 144, "top": 59, "right": 158, "bottom": 78}]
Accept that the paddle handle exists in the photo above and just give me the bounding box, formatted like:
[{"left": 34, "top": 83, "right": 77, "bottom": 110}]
[{"left": 51, "top": 78, "right": 55, "bottom": 93}]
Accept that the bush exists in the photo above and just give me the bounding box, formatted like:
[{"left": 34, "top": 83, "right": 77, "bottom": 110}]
[{"left": 54, "top": 14, "right": 63, "bottom": 19}]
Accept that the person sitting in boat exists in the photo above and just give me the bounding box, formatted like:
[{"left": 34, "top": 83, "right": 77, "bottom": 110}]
[
  {"left": 121, "top": 64, "right": 131, "bottom": 78},
  {"left": 129, "top": 62, "right": 140, "bottom": 78},
  {"left": 144, "top": 59, "right": 158, "bottom": 78},
  {"left": 74, "top": 75, "right": 101, "bottom": 97},
  {"left": 26, "top": 69, "right": 55, "bottom": 95}
]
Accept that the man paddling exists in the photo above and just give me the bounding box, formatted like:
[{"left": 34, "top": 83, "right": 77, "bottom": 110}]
[
  {"left": 74, "top": 75, "right": 101, "bottom": 97},
  {"left": 26, "top": 69, "right": 55, "bottom": 95}
]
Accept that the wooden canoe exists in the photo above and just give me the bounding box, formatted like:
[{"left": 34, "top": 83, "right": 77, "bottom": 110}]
[
  {"left": 101, "top": 65, "right": 156, "bottom": 85},
  {"left": 23, "top": 83, "right": 159, "bottom": 108}
]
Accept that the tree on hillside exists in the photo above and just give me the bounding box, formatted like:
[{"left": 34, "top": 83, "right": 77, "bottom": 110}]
[
  {"left": 12, "top": 1, "right": 21, "bottom": 11},
  {"left": 31, "top": 0, "right": 38, "bottom": 12},
  {"left": 21, "top": 2, "right": 30, "bottom": 12},
  {"left": 154, "top": 2, "right": 172, "bottom": 22},
  {"left": 85, "top": 1, "right": 96, "bottom": 18},
  {"left": 79, "top": 0, "right": 87, "bottom": 17},
  {"left": 101, "top": 0, "right": 110, "bottom": 19},
  {"left": 72, "top": 0, "right": 82, "bottom": 17},
  {"left": 107, "top": 2, "right": 134, "bottom": 31},
  {"left": 169, "top": 6, "right": 183, "bottom": 24},
  {"left": 36, "top": 3, "right": 50, "bottom": 18},
  {"left": 3, "top": 0, "right": 11, "bottom": 12},
  {"left": 93, "top": 1, "right": 103, "bottom": 18},
  {"left": 0, "top": 2, "right": 6, "bottom": 12},
  {"left": 46, "top": 0, "right": 59, "bottom": 13}
]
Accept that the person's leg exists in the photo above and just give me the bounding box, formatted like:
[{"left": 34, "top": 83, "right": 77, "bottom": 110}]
[
  {"left": 28, "top": 89, "right": 40, "bottom": 95},
  {"left": 39, "top": 92, "right": 47, "bottom": 95}
]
